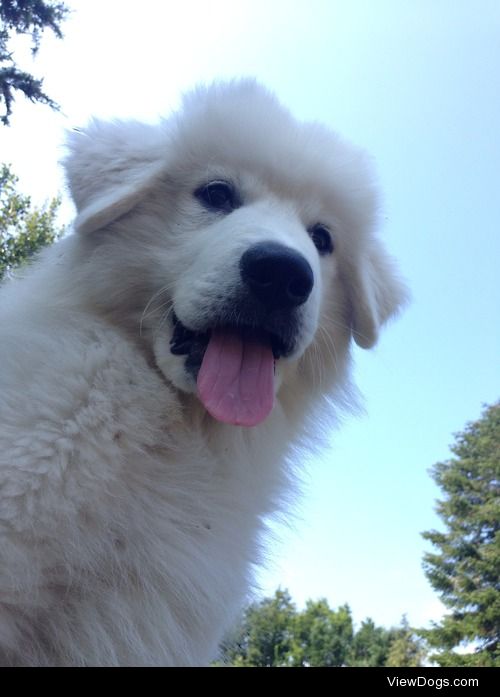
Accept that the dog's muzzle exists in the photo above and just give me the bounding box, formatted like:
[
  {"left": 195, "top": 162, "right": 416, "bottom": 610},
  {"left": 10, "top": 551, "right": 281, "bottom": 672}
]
[{"left": 170, "top": 242, "right": 314, "bottom": 426}]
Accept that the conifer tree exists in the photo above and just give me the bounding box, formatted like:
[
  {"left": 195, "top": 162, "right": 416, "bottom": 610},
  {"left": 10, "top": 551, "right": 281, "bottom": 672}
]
[
  {"left": 0, "top": 0, "right": 68, "bottom": 125},
  {"left": 386, "top": 615, "right": 426, "bottom": 667},
  {"left": 422, "top": 402, "right": 500, "bottom": 666}
]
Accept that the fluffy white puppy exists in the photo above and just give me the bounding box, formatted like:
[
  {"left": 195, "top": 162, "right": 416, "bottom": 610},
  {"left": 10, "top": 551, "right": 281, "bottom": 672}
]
[{"left": 0, "top": 80, "right": 406, "bottom": 665}]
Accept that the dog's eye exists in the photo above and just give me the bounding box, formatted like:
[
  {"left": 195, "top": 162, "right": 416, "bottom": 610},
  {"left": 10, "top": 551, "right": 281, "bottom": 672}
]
[
  {"left": 194, "top": 181, "right": 238, "bottom": 213},
  {"left": 309, "top": 224, "right": 334, "bottom": 255}
]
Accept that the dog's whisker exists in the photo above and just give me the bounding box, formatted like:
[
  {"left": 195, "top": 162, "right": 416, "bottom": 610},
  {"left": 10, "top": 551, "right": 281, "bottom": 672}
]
[
  {"left": 143, "top": 297, "right": 174, "bottom": 324},
  {"left": 153, "top": 304, "right": 175, "bottom": 340},
  {"left": 318, "top": 339, "right": 328, "bottom": 388},
  {"left": 329, "top": 314, "right": 373, "bottom": 346},
  {"left": 140, "top": 284, "right": 175, "bottom": 336},
  {"left": 318, "top": 325, "right": 339, "bottom": 372}
]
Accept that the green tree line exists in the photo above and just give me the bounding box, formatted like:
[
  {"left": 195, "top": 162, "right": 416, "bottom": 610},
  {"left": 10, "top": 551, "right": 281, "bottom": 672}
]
[{"left": 216, "top": 589, "right": 425, "bottom": 667}]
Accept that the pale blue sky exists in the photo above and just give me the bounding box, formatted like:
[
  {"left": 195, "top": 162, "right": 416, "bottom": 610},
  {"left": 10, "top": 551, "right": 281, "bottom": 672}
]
[{"left": 1, "top": 0, "right": 499, "bottom": 629}]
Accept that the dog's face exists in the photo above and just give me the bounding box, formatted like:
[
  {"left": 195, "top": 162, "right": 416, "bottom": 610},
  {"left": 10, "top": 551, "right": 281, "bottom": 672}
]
[
  {"left": 151, "top": 168, "right": 332, "bottom": 426},
  {"left": 65, "top": 81, "right": 407, "bottom": 427}
]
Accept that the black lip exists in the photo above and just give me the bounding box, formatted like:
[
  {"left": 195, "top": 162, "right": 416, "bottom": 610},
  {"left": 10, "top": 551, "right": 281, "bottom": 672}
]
[
  {"left": 170, "top": 313, "right": 293, "bottom": 376},
  {"left": 169, "top": 316, "right": 209, "bottom": 355},
  {"left": 169, "top": 314, "right": 210, "bottom": 379}
]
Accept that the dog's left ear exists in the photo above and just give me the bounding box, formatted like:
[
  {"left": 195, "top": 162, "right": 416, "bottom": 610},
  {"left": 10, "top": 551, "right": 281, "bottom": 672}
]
[
  {"left": 65, "top": 120, "right": 167, "bottom": 235},
  {"left": 344, "top": 240, "right": 408, "bottom": 349}
]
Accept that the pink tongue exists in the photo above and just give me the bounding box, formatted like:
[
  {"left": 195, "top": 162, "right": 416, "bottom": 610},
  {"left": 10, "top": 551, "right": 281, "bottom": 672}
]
[{"left": 197, "top": 329, "right": 275, "bottom": 427}]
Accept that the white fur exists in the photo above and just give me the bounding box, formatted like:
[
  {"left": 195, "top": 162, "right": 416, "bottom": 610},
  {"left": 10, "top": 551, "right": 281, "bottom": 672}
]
[{"left": 0, "top": 80, "right": 407, "bottom": 666}]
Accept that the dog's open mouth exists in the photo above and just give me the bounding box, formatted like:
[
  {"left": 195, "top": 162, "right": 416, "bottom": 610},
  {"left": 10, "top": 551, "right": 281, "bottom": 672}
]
[{"left": 170, "top": 314, "right": 289, "bottom": 427}]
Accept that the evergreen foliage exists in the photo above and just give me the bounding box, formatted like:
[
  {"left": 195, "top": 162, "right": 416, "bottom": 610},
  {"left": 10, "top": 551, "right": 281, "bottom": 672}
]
[
  {"left": 217, "top": 589, "right": 426, "bottom": 667},
  {"left": 0, "top": 0, "right": 68, "bottom": 124},
  {"left": 421, "top": 402, "right": 500, "bottom": 666}
]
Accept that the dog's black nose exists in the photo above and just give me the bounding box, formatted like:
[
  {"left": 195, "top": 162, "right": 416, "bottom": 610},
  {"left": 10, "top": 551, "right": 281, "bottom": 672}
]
[{"left": 240, "top": 242, "right": 314, "bottom": 309}]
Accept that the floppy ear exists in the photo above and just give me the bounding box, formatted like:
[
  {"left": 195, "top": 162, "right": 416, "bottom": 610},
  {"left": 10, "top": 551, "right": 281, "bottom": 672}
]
[
  {"left": 345, "top": 240, "right": 408, "bottom": 349},
  {"left": 65, "top": 120, "right": 168, "bottom": 235}
]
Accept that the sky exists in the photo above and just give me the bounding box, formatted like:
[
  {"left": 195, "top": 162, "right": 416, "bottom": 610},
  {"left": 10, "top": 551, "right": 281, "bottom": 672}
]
[{"left": 1, "top": 0, "right": 499, "bottom": 630}]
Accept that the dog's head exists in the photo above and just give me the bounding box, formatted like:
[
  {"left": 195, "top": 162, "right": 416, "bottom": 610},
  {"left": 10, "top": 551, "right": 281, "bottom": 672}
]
[{"left": 65, "top": 80, "right": 407, "bottom": 427}]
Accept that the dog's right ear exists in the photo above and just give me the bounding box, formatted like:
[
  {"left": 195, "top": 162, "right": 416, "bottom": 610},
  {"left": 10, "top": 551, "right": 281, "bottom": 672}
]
[
  {"left": 344, "top": 239, "right": 409, "bottom": 349},
  {"left": 65, "top": 120, "right": 168, "bottom": 235}
]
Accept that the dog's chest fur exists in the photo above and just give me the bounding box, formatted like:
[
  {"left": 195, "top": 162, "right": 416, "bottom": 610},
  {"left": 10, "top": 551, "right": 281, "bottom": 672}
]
[{"left": 0, "top": 318, "right": 291, "bottom": 666}]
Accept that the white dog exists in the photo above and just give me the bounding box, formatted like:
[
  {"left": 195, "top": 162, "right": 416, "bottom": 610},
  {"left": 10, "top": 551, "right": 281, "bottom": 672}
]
[{"left": 0, "top": 80, "right": 406, "bottom": 665}]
